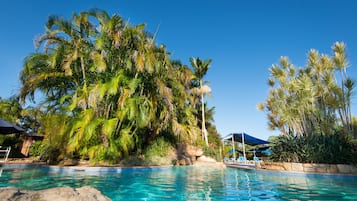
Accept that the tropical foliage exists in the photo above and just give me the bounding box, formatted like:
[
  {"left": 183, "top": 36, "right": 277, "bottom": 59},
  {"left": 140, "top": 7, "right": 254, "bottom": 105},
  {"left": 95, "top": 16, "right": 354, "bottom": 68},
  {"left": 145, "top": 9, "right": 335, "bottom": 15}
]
[
  {"left": 258, "top": 42, "right": 355, "bottom": 137},
  {"left": 259, "top": 42, "right": 356, "bottom": 164},
  {"left": 19, "top": 9, "right": 218, "bottom": 164},
  {"left": 0, "top": 97, "right": 22, "bottom": 123},
  {"left": 190, "top": 57, "right": 212, "bottom": 146},
  {"left": 270, "top": 134, "right": 356, "bottom": 164}
]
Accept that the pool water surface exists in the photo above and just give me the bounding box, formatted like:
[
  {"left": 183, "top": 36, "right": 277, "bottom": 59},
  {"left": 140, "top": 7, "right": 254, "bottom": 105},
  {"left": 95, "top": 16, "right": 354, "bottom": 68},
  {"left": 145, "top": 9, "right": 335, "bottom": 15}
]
[{"left": 0, "top": 165, "right": 356, "bottom": 200}]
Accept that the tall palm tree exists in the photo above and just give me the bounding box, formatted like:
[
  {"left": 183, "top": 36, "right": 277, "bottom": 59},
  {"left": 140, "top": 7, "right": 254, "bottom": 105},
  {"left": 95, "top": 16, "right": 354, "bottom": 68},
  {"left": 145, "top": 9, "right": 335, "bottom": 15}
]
[{"left": 190, "top": 57, "right": 212, "bottom": 146}]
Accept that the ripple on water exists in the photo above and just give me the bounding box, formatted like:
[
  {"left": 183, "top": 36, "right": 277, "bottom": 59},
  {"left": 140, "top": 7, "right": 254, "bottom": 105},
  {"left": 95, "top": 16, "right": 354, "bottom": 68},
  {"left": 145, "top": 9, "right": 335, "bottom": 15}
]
[{"left": 1, "top": 165, "right": 357, "bottom": 200}]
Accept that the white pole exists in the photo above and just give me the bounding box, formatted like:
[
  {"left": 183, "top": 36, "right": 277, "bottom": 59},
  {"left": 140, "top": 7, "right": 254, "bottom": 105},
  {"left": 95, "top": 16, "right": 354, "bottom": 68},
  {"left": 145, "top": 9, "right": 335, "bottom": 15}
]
[
  {"left": 201, "top": 81, "right": 208, "bottom": 147},
  {"left": 232, "top": 134, "right": 236, "bottom": 160},
  {"left": 242, "top": 132, "right": 246, "bottom": 164}
]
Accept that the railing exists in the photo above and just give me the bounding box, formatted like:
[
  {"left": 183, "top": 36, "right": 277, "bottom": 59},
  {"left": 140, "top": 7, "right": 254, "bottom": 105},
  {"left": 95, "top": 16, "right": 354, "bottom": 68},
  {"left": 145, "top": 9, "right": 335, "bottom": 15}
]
[
  {"left": 0, "top": 146, "right": 11, "bottom": 163},
  {"left": 223, "top": 156, "right": 259, "bottom": 166}
]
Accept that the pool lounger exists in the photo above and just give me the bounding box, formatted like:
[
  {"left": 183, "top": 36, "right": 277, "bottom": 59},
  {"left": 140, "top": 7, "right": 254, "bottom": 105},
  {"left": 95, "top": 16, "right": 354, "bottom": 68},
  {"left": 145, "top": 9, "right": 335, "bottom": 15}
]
[{"left": 0, "top": 146, "right": 11, "bottom": 163}]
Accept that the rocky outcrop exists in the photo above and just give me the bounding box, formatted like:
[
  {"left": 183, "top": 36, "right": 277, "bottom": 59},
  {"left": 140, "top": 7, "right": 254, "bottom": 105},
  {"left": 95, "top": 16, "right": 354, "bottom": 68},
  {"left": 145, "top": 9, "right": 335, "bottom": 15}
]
[
  {"left": 175, "top": 143, "right": 204, "bottom": 165},
  {"left": 174, "top": 144, "right": 226, "bottom": 168},
  {"left": 184, "top": 144, "right": 204, "bottom": 157},
  {"left": 0, "top": 186, "right": 111, "bottom": 201}
]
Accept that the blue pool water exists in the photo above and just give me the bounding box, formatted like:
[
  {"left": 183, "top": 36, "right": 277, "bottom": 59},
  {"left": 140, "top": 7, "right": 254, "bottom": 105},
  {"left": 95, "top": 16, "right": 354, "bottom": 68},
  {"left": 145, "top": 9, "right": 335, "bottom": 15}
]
[{"left": 1, "top": 165, "right": 357, "bottom": 200}]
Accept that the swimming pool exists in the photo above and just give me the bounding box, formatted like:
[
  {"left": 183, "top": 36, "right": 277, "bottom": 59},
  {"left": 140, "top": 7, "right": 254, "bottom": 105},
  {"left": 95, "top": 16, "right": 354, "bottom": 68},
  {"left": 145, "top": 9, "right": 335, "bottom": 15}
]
[{"left": 1, "top": 165, "right": 357, "bottom": 200}]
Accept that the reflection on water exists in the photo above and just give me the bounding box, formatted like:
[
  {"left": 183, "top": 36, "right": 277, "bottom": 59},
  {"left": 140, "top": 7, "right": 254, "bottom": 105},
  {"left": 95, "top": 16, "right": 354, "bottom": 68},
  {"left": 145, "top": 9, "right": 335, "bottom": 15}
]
[
  {"left": 253, "top": 170, "right": 357, "bottom": 200},
  {"left": 0, "top": 165, "right": 357, "bottom": 200}
]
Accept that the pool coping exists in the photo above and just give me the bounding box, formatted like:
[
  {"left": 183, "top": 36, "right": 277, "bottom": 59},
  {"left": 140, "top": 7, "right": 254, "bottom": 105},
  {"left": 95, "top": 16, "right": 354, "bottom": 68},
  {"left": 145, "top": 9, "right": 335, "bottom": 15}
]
[{"left": 226, "top": 163, "right": 357, "bottom": 178}]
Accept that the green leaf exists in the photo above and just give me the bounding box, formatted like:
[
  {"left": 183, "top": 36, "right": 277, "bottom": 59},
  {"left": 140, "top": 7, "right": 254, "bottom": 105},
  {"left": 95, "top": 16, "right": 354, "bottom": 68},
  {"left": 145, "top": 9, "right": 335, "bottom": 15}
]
[{"left": 103, "top": 118, "right": 118, "bottom": 139}]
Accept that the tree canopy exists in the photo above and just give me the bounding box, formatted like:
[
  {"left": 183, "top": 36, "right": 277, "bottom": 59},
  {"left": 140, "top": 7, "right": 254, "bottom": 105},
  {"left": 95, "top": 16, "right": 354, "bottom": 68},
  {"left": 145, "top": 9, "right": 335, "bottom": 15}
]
[{"left": 19, "top": 9, "right": 219, "bottom": 163}]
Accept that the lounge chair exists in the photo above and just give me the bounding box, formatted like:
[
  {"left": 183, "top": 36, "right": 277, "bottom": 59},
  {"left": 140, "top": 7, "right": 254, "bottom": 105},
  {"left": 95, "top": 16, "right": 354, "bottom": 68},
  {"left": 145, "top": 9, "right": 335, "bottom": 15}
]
[
  {"left": 0, "top": 146, "right": 11, "bottom": 163},
  {"left": 253, "top": 156, "right": 260, "bottom": 162},
  {"left": 237, "top": 156, "right": 246, "bottom": 163},
  {"left": 236, "top": 156, "right": 249, "bottom": 164},
  {"left": 224, "top": 157, "right": 236, "bottom": 164},
  {"left": 234, "top": 156, "right": 256, "bottom": 166}
]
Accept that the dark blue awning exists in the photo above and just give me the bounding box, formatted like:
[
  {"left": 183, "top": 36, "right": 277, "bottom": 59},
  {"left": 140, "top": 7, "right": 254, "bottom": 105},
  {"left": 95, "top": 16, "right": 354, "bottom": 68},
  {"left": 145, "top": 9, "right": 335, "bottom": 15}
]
[
  {"left": 223, "top": 132, "right": 269, "bottom": 146},
  {"left": 0, "top": 118, "right": 25, "bottom": 135}
]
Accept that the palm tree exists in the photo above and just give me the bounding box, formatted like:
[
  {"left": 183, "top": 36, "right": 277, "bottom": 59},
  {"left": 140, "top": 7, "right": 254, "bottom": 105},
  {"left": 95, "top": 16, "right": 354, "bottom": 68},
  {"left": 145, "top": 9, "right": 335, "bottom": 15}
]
[
  {"left": 63, "top": 10, "right": 197, "bottom": 160},
  {"left": 20, "top": 11, "right": 103, "bottom": 110},
  {"left": 190, "top": 57, "right": 212, "bottom": 146},
  {"left": 0, "top": 97, "right": 22, "bottom": 123},
  {"left": 20, "top": 9, "right": 213, "bottom": 163}
]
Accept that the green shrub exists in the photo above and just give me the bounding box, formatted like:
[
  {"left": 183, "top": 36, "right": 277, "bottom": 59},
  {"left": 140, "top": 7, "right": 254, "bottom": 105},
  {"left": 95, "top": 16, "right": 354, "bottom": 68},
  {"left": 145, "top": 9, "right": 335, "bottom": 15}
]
[
  {"left": 29, "top": 141, "right": 63, "bottom": 165},
  {"left": 144, "top": 137, "right": 174, "bottom": 158},
  {"left": 36, "top": 145, "right": 61, "bottom": 164},
  {"left": 144, "top": 155, "right": 175, "bottom": 166},
  {"left": 203, "top": 146, "right": 221, "bottom": 161},
  {"left": 29, "top": 141, "right": 43, "bottom": 157},
  {"left": 120, "top": 156, "right": 146, "bottom": 166},
  {"left": 143, "top": 137, "right": 175, "bottom": 166},
  {"left": 270, "top": 133, "right": 357, "bottom": 164}
]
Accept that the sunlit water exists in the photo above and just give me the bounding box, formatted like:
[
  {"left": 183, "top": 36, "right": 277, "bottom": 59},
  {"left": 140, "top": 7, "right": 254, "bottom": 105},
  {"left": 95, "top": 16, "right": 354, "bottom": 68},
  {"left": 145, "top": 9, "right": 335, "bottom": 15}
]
[{"left": 1, "top": 164, "right": 357, "bottom": 200}]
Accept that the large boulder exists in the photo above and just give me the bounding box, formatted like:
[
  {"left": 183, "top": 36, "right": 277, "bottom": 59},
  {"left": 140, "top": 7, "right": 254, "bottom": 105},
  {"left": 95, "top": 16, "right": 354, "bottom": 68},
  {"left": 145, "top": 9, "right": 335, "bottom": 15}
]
[
  {"left": 185, "top": 144, "right": 204, "bottom": 157},
  {"left": 0, "top": 186, "right": 111, "bottom": 201},
  {"left": 177, "top": 143, "right": 203, "bottom": 157},
  {"left": 175, "top": 143, "right": 206, "bottom": 166}
]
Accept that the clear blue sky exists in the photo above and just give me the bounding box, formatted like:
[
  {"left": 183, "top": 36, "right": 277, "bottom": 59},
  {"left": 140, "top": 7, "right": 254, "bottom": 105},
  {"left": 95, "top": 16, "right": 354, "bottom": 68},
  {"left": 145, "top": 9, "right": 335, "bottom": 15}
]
[{"left": 1, "top": 0, "right": 356, "bottom": 140}]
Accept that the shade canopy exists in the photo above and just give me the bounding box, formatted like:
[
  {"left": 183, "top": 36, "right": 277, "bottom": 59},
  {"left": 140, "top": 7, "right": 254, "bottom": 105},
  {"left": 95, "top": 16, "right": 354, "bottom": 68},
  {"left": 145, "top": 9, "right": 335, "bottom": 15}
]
[
  {"left": 223, "top": 133, "right": 269, "bottom": 146},
  {"left": 0, "top": 118, "right": 25, "bottom": 134}
]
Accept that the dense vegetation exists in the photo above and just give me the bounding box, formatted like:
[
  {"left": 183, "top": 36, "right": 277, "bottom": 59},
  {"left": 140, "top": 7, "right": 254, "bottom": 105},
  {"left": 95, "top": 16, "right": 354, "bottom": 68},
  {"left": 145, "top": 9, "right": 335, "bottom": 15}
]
[
  {"left": 3, "top": 9, "right": 355, "bottom": 166},
  {"left": 269, "top": 133, "right": 356, "bottom": 164},
  {"left": 259, "top": 42, "right": 357, "bottom": 164},
  {"left": 4, "top": 9, "right": 221, "bottom": 164}
]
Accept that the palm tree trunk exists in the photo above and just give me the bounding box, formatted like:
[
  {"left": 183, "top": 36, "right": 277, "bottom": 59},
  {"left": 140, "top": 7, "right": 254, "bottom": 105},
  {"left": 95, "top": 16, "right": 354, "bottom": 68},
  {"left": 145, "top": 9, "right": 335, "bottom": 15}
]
[{"left": 200, "top": 80, "right": 208, "bottom": 146}]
